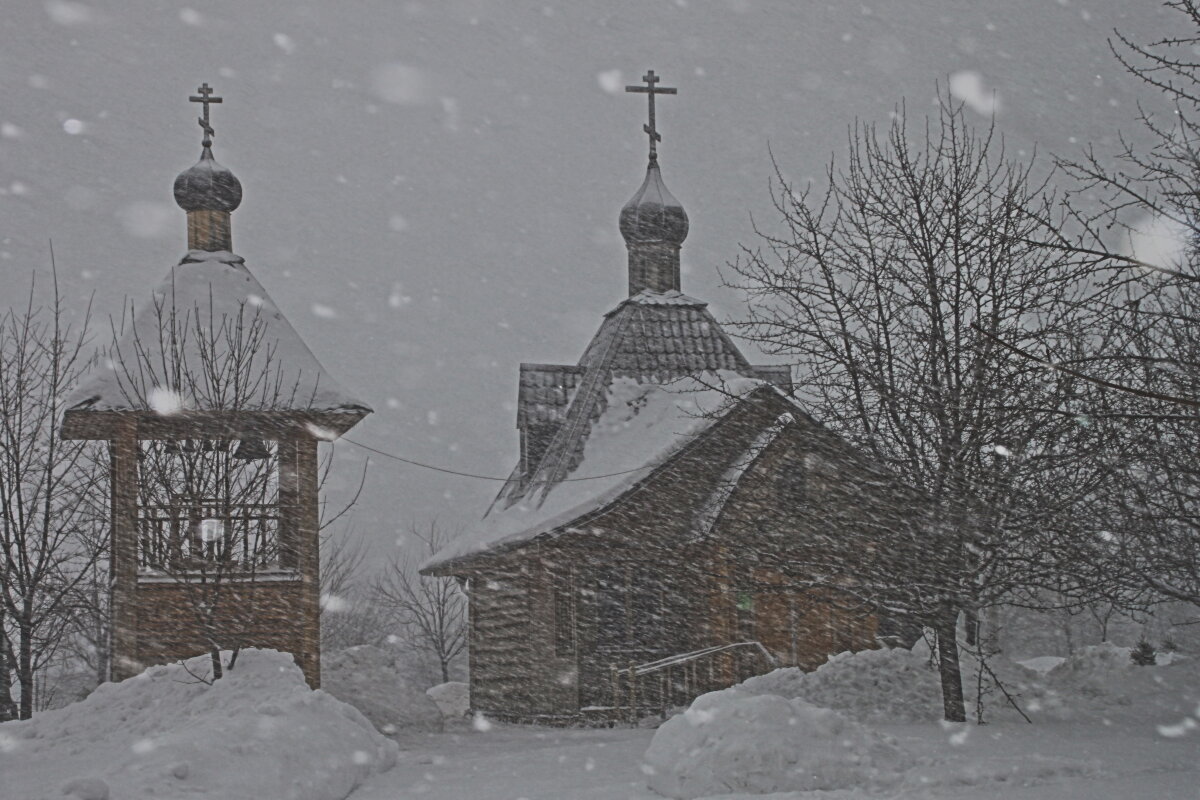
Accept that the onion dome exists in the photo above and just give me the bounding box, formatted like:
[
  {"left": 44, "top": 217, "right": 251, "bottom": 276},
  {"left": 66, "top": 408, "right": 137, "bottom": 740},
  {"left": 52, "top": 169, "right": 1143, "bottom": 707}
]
[
  {"left": 173, "top": 146, "right": 242, "bottom": 213},
  {"left": 619, "top": 161, "right": 689, "bottom": 247}
]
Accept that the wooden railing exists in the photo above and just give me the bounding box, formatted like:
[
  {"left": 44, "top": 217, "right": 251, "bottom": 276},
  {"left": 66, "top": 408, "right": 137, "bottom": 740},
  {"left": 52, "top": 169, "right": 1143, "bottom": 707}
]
[
  {"left": 609, "top": 641, "right": 777, "bottom": 724},
  {"left": 137, "top": 502, "right": 283, "bottom": 571}
]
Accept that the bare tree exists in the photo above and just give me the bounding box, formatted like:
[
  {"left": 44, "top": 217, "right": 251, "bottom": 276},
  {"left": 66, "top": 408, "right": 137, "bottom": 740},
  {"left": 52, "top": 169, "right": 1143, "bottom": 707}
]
[
  {"left": 724, "top": 94, "right": 1115, "bottom": 721},
  {"left": 319, "top": 523, "right": 392, "bottom": 652},
  {"left": 981, "top": 1, "right": 1200, "bottom": 611},
  {"left": 372, "top": 521, "right": 466, "bottom": 684},
  {"left": 60, "top": 505, "right": 112, "bottom": 691},
  {"left": 0, "top": 269, "right": 105, "bottom": 719}
]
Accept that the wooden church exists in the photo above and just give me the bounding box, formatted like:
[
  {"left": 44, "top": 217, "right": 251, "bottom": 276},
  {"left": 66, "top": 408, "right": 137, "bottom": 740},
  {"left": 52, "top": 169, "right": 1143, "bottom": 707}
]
[
  {"left": 61, "top": 86, "right": 370, "bottom": 688},
  {"left": 424, "top": 72, "right": 924, "bottom": 722}
]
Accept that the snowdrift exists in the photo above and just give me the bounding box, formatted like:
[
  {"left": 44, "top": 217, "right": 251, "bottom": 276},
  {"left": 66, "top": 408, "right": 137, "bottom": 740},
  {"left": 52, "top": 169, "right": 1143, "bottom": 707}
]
[
  {"left": 426, "top": 681, "right": 470, "bottom": 720},
  {"left": 1034, "top": 642, "right": 1199, "bottom": 723},
  {"left": 740, "top": 642, "right": 1051, "bottom": 724},
  {"left": 644, "top": 644, "right": 1198, "bottom": 799},
  {"left": 740, "top": 646, "right": 945, "bottom": 723},
  {"left": 321, "top": 645, "right": 443, "bottom": 733},
  {"left": 643, "top": 686, "right": 911, "bottom": 798},
  {"left": 0, "top": 649, "right": 397, "bottom": 800}
]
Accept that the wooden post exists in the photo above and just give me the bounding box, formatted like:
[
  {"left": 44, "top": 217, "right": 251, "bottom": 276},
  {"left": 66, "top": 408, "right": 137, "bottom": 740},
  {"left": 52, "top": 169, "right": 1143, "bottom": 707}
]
[
  {"left": 295, "top": 434, "right": 321, "bottom": 689},
  {"left": 109, "top": 419, "right": 140, "bottom": 681}
]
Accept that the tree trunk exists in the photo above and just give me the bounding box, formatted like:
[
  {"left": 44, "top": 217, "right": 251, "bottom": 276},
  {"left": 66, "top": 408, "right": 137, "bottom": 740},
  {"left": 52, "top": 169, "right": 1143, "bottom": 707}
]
[
  {"left": 210, "top": 646, "right": 223, "bottom": 681},
  {"left": 0, "top": 624, "right": 17, "bottom": 722},
  {"left": 440, "top": 656, "right": 450, "bottom": 684},
  {"left": 935, "top": 609, "right": 966, "bottom": 723},
  {"left": 18, "top": 617, "right": 34, "bottom": 719}
]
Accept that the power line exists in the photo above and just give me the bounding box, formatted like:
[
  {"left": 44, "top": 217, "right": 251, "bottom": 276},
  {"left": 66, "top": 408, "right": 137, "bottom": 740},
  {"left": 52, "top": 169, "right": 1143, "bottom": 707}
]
[{"left": 342, "top": 436, "right": 654, "bottom": 483}]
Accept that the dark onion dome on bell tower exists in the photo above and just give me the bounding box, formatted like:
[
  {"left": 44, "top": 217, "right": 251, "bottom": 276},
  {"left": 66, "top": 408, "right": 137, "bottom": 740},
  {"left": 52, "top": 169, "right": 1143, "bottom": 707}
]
[
  {"left": 174, "top": 145, "right": 243, "bottom": 214},
  {"left": 174, "top": 83, "right": 241, "bottom": 252}
]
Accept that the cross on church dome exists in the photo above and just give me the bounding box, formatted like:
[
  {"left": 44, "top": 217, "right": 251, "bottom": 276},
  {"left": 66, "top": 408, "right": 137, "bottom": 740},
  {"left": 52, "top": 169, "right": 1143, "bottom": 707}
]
[
  {"left": 619, "top": 69, "right": 687, "bottom": 294},
  {"left": 189, "top": 82, "right": 223, "bottom": 148},
  {"left": 625, "top": 69, "right": 677, "bottom": 164}
]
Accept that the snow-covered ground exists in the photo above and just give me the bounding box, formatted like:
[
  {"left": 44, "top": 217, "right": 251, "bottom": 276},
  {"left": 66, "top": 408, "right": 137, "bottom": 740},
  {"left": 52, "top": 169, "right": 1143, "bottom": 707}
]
[
  {"left": 351, "top": 642, "right": 1199, "bottom": 800},
  {"left": 346, "top": 712, "right": 1197, "bottom": 800},
  {"left": 3, "top": 643, "right": 1196, "bottom": 799}
]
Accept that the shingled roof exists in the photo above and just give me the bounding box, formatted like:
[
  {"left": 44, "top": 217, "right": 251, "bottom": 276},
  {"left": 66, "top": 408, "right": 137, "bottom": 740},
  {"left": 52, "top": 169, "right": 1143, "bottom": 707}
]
[
  {"left": 579, "top": 290, "right": 753, "bottom": 375},
  {"left": 427, "top": 373, "right": 788, "bottom": 571},
  {"left": 492, "top": 289, "right": 790, "bottom": 513},
  {"left": 517, "top": 364, "right": 585, "bottom": 428}
]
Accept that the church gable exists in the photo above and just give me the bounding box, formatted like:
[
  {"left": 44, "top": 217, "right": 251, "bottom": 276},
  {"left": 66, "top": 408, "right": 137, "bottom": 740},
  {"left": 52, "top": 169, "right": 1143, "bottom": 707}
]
[{"left": 430, "top": 373, "right": 778, "bottom": 572}]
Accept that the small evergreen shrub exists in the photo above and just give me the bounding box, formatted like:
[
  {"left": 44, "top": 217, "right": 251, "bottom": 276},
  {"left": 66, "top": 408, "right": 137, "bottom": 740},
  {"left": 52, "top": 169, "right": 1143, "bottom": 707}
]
[{"left": 1130, "top": 638, "right": 1157, "bottom": 666}]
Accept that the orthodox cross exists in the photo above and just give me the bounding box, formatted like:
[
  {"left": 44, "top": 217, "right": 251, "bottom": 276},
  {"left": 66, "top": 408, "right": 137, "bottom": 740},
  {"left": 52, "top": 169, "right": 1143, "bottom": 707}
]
[
  {"left": 625, "top": 70, "right": 676, "bottom": 163},
  {"left": 189, "top": 82, "right": 222, "bottom": 147}
]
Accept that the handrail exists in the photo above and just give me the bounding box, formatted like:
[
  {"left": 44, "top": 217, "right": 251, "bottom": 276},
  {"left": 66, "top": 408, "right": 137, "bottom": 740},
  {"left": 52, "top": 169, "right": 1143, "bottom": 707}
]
[
  {"left": 632, "top": 641, "right": 777, "bottom": 676},
  {"left": 608, "top": 640, "right": 777, "bottom": 725}
]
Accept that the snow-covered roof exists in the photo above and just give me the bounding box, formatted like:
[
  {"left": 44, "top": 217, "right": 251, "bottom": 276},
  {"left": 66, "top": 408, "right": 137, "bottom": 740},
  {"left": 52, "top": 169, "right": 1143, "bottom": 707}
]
[
  {"left": 423, "top": 285, "right": 797, "bottom": 573},
  {"left": 424, "top": 372, "right": 782, "bottom": 571},
  {"left": 65, "top": 250, "right": 370, "bottom": 420},
  {"left": 505, "top": 292, "right": 782, "bottom": 500}
]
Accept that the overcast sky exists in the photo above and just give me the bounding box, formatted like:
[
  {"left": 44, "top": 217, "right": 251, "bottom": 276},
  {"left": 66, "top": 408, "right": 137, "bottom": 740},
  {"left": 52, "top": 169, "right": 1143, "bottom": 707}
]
[{"left": 0, "top": 0, "right": 1174, "bottom": 565}]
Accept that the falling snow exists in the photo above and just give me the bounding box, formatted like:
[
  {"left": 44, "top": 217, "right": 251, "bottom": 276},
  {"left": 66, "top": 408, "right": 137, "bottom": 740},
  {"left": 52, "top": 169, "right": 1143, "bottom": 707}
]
[{"left": 2, "top": 2, "right": 1200, "bottom": 799}]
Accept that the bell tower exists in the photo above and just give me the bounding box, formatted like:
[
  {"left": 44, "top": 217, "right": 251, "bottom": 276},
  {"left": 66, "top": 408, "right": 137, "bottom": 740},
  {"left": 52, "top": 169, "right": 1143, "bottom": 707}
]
[{"left": 61, "top": 85, "right": 371, "bottom": 687}]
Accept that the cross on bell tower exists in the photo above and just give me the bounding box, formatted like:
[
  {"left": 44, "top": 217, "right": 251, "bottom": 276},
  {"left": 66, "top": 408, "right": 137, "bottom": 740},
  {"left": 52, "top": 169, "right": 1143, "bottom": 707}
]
[
  {"left": 625, "top": 70, "right": 677, "bottom": 164},
  {"left": 176, "top": 83, "right": 240, "bottom": 252},
  {"left": 189, "top": 82, "right": 223, "bottom": 147}
]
